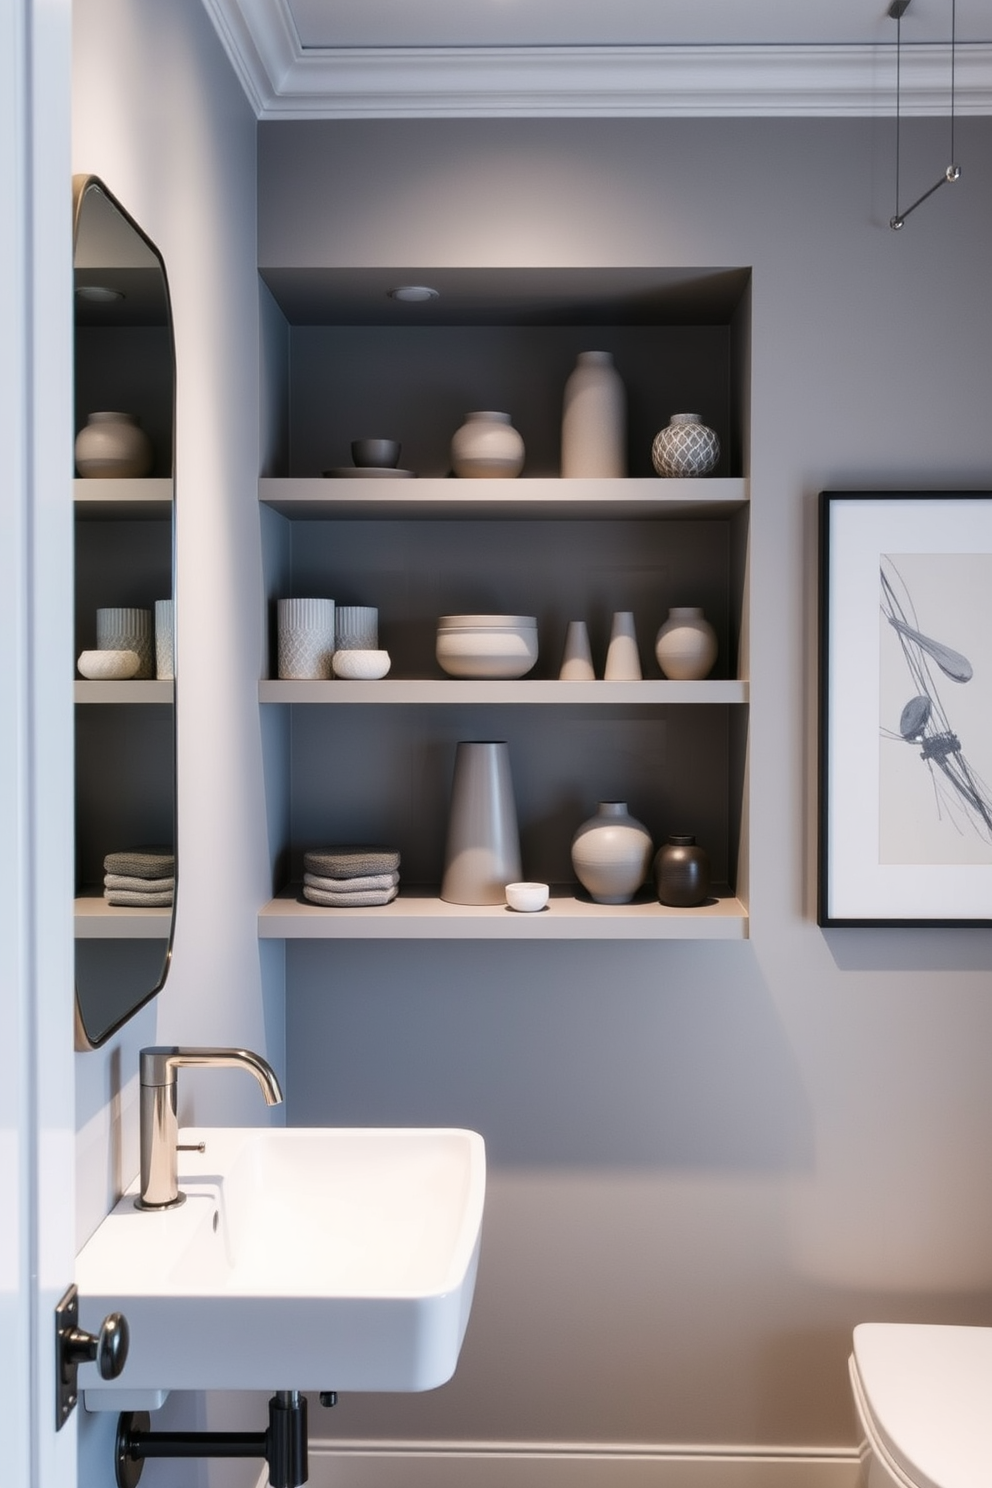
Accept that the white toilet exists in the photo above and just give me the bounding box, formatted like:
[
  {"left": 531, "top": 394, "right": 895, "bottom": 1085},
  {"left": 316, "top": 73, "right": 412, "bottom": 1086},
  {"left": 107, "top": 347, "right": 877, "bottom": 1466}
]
[{"left": 850, "top": 1323, "right": 992, "bottom": 1488}]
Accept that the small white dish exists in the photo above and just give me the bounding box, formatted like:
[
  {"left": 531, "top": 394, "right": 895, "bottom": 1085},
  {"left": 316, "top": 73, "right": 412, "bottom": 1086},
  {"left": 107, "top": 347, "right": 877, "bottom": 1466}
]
[
  {"left": 322, "top": 468, "right": 417, "bottom": 479},
  {"left": 332, "top": 649, "right": 391, "bottom": 680},
  {"left": 505, "top": 882, "right": 550, "bottom": 913},
  {"left": 77, "top": 649, "right": 140, "bottom": 680}
]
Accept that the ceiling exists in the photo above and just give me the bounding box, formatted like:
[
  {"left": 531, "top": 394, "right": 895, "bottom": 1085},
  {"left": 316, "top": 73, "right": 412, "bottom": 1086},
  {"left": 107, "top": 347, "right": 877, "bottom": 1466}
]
[{"left": 201, "top": 0, "right": 992, "bottom": 117}]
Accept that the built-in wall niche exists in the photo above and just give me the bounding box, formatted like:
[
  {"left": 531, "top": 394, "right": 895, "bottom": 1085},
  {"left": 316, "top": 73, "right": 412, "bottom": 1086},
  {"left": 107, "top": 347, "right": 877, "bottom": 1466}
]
[
  {"left": 258, "top": 266, "right": 750, "bottom": 481},
  {"left": 256, "top": 264, "right": 751, "bottom": 940}
]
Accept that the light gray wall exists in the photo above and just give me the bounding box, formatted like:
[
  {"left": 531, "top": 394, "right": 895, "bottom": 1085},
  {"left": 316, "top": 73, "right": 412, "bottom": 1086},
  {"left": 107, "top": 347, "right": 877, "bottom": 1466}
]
[
  {"left": 72, "top": 0, "right": 281, "bottom": 1481},
  {"left": 261, "top": 117, "right": 992, "bottom": 1449}
]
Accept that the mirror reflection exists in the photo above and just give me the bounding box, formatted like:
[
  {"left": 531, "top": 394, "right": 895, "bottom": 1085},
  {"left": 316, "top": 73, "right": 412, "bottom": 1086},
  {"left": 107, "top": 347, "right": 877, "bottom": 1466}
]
[{"left": 72, "top": 176, "right": 177, "bottom": 1049}]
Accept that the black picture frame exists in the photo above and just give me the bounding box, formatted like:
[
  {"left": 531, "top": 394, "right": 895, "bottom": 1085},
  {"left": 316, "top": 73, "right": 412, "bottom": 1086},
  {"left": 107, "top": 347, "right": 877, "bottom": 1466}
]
[{"left": 818, "top": 490, "right": 992, "bottom": 927}]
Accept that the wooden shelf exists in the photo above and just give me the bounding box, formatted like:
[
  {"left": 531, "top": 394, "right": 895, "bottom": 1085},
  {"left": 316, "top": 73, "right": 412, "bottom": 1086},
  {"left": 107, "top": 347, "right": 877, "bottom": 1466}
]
[
  {"left": 260, "top": 476, "right": 748, "bottom": 521},
  {"left": 74, "top": 888, "right": 172, "bottom": 940},
  {"left": 75, "top": 680, "right": 174, "bottom": 703},
  {"left": 73, "top": 477, "right": 173, "bottom": 519},
  {"left": 260, "top": 884, "right": 748, "bottom": 941},
  {"left": 260, "top": 678, "right": 748, "bottom": 704}
]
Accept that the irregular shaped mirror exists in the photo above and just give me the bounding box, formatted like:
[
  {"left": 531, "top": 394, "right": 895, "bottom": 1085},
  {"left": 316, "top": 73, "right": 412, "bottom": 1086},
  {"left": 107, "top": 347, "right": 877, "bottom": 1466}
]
[{"left": 72, "top": 176, "right": 177, "bottom": 1048}]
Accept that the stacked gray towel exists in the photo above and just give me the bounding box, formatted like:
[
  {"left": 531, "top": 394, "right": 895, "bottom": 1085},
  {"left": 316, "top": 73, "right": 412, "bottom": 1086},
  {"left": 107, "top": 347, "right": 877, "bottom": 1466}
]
[
  {"left": 104, "top": 847, "right": 175, "bottom": 907},
  {"left": 303, "top": 846, "right": 400, "bottom": 907}
]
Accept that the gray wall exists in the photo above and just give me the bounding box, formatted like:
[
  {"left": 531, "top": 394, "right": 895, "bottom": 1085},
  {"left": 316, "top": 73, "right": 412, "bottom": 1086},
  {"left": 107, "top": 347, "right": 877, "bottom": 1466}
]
[{"left": 261, "top": 117, "right": 992, "bottom": 1448}]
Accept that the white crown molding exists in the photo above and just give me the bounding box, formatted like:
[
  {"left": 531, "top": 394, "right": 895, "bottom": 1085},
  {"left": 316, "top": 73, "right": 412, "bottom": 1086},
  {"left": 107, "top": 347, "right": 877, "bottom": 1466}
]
[{"left": 200, "top": 0, "right": 992, "bottom": 119}]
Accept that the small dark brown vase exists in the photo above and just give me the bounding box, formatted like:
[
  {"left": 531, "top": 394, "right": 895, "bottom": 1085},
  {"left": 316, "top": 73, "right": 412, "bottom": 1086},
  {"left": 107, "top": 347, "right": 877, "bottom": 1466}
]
[{"left": 653, "top": 834, "right": 710, "bottom": 907}]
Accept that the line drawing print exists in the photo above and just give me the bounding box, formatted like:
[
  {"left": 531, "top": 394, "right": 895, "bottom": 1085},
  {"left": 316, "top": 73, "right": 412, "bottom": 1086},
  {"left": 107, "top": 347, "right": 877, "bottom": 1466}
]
[{"left": 879, "top": 555, "right": 992, "bottom": 851}]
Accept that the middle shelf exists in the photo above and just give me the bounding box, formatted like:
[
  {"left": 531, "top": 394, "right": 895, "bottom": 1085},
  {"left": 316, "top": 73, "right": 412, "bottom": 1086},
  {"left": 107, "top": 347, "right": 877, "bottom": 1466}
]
[{"left": 260, "top": 679, "right": 748, "bottom": 704}]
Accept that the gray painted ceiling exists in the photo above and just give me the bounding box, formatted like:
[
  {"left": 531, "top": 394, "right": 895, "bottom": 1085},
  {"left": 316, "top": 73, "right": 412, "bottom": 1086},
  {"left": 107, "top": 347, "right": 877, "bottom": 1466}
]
[{"left": 287, "top": 0, "right": 988, "bottom": 49}]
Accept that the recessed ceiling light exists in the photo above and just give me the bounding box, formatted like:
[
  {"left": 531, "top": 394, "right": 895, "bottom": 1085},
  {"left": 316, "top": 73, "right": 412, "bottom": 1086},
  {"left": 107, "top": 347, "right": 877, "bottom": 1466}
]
[
  {"left": 387, "top": 285, "right": 439, "bottom": 303},
  {"left": 76, "top": 285, "right": 125, "bottom": 302}
]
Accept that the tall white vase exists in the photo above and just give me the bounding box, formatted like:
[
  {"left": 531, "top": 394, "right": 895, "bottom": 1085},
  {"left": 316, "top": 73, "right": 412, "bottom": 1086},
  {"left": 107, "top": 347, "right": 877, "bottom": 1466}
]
[
  {"left": 440, "top": 741, "right": 521, "bottom": 904},
  {"left": 560, "top": 351, "right": 626, "bottom": 477}
]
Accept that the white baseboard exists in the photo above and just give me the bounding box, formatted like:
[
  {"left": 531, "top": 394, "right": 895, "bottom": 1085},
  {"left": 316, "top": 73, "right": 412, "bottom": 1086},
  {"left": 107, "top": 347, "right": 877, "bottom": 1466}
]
[{"left": 289, "top": 1439, "right": 861, "bottom": 1488}]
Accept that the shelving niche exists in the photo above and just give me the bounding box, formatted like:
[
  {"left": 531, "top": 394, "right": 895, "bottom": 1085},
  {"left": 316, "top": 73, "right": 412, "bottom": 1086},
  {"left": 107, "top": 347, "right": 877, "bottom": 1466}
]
[{"left": 257, "top": 267, "right": 751, "bottom": 939}]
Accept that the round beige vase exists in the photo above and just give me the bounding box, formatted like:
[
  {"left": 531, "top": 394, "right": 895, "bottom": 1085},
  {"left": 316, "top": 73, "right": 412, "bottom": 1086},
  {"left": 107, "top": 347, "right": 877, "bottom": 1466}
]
[
  {"left": 654, "top": 607, "right": 718, "bottom": 681},
  {"left": 570, "top": 801, "right": 653, "bottom": 904},
  {"left": 450, "top": 411, "right": 525, "bottom": 478},
  {"left": 75, "top": 411, "right": 154, "bottom": 478}
]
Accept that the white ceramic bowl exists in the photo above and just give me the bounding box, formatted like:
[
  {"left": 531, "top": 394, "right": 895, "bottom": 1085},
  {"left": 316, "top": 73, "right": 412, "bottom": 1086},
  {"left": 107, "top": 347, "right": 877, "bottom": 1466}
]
[
  {"left": 77, "top": 649, "right": 141, "bottom": 680},
  {"left": 332, "top": 649, "right": 391, "bottom": 680},
  {"left": 436, "top": 615, "right": 538, "bottom": 680},
  {"left": 505, "top": 882, "right": 550, "bottom": 913}
]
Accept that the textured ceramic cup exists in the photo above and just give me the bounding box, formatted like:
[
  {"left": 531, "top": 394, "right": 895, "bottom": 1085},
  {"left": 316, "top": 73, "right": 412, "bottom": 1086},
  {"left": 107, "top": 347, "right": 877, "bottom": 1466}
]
[
  {"left": 335, "top": 605, "right": 379, "bottom": 650},
  {"left": 154, "top": 599, "right": 174, "bottom": 680},
  {"left": 559, "top": 619, "right": 595, "bottom": 681},
  {"left": 96, "top": 606, "right": 153, "bottom": 678},
  {"left": 77, "top": 649, "right": 140, "bottom": 680},
  {"left": 351, "top": 439, "right": 400, "bottom": 468},
  {"left": 604, "top": 611, "right": 642, "bottom": 681},
  {"left": 331, "top": 649, "right": 391, "bottom": 679},
  {"left": 277, "top": 597, "right": 335, "bottom": 680}
]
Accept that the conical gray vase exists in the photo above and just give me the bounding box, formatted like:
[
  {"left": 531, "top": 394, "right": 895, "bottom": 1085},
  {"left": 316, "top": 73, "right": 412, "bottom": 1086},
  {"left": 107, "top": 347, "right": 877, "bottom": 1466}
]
[{"left": 440, "top": 741, "right": 521, "bottom": 905}]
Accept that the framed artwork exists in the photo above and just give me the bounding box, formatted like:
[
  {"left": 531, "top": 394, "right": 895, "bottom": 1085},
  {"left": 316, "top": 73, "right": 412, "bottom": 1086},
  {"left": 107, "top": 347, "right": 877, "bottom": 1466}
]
[{"left": 818, "top": 491, "right": 992, "bottom": 926}]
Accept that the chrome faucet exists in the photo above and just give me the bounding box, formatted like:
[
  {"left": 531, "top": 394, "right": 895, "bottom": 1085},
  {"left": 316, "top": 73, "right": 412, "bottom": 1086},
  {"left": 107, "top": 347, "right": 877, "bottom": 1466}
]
[{"left": 136, "top": 1046, "right": 284, "bottom": 1209}]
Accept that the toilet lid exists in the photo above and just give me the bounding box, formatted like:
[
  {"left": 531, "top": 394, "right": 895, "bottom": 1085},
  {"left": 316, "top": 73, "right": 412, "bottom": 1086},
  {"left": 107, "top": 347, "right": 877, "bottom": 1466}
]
[{"left": 851, "top": 1324, "right": 992, "bottom": 1488}]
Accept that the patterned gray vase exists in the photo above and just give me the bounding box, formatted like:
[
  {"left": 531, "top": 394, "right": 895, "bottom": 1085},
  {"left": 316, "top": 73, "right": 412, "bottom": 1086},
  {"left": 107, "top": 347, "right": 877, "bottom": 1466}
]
[{"left": 651, "top": 413, "right": 720, "bottom": 478}]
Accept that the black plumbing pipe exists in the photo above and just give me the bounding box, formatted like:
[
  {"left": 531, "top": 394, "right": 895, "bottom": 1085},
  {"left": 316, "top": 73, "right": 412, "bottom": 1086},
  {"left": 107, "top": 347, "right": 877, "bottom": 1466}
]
[{"left": 117, "top": 1391, "right": 308, "bottom": 1487}]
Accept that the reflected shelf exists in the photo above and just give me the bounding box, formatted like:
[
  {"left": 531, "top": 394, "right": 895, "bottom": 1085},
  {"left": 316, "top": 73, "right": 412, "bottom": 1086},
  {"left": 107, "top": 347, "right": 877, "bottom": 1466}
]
[
  {"left": 75, "top": 680, "right": 174, "bottom": 703},
  {"left": 260, "top": 884, "right": 748, "bottom": 941},
  {"left": 74, "top": 887, "right": 172, "bottom": 940},
  {"left": 73, "top": 476, "right": 173, "bottom": 519}
]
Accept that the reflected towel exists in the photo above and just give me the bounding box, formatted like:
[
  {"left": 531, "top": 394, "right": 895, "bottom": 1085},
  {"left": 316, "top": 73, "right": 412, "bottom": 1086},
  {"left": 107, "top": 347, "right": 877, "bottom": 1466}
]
[
  {"left": 104, "top": 847, "right": 175, "bottom": 878},
  {"left": 104, "top": 873, "right": 175, "bottom": 892},
  {"left": 104, "top": 889, "right": 174, "bottom": 907}
]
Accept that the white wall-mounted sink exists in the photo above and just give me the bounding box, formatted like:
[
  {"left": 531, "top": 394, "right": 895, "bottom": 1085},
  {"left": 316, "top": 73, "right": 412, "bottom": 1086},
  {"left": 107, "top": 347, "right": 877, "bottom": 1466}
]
[{"left": 75, "top": 1126, "right": 486, "bottom": 1393}]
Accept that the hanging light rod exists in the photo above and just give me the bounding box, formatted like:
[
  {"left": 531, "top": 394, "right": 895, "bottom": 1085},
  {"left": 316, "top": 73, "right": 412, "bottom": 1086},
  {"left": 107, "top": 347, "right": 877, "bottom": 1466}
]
[{"left": 889, "top": 0, "right": 960, "bottom": 230}]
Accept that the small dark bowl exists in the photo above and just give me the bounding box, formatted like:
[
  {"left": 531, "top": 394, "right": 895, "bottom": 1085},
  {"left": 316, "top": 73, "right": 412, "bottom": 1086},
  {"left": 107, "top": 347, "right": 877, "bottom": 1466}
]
[{"left": 351, "top": 439, "right": 401, "bottom": 469}]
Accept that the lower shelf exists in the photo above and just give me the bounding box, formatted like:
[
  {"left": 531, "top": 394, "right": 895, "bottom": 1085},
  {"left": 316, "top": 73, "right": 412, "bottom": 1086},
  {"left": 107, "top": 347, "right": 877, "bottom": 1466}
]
[
  {"left": 259, "top": 885, "right": 748, "bottom": 941},
  {"left": 74, "top": 888, "right": 173, "bottom": 940}
]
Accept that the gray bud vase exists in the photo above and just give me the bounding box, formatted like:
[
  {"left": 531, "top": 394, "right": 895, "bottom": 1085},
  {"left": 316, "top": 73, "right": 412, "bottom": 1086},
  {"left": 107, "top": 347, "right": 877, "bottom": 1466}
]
[
  {"left": 651, "top": 413, "right": 719, "bottom": 478},
  {"left": 440, "top": 741, "right": 521, "bottom": 904}
]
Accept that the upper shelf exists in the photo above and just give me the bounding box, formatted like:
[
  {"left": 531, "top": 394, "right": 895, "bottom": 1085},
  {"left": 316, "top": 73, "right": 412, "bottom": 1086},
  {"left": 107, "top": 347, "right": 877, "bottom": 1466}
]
[
  {"left": 260, "top": 476, "right": 749, "bottom": 521},
  {"left": 260, "top": 678, "right": 748, "bottom": 704},
  {"left": 74, "top": 477, "right": 173, "bottom": 519}
]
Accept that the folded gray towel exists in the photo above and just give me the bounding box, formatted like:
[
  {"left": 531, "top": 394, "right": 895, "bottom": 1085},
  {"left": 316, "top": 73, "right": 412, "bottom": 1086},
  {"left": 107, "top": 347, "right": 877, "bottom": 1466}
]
[
  {"left": 104, "top": 847, "right": 175, "bottom": 878},
  {"left": 304, "top": 846, "right": 400, "bottom": 878},
  {"left": 303, "top": 884, "right": 399, "bottom": 908},
  {"left": 303, "top": 870, "right": 399, "bottom": 893},
  {"left": 104, "top": 889, "right": 174, "bottom": 907},
  {"left": 104, "top": 873, "right": 175, "bottom": 892}
]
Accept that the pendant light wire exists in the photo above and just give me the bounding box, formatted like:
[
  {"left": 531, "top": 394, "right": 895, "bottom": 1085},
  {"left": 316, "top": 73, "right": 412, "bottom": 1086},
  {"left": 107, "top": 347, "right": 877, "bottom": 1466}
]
[{"left": 889, "top": 0, "right": 960, "bottom": 230}]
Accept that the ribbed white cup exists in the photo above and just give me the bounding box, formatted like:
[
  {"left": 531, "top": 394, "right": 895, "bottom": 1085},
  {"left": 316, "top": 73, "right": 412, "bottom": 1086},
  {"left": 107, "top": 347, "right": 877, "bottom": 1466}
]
[
  {"left": 277, "top": 597, "right": 336, "bottom": 680},
  {"left": 335, "top": 605, "right": 378, "bottom": 651},
  {"left": 96, "top": 606, "right": 153, "bottom": 679}
]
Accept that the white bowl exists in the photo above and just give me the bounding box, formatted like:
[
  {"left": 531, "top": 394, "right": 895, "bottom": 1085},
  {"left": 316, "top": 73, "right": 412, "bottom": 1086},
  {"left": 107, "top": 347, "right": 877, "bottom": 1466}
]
[
  {"left": 332, "top": 649, "right": 391, "bottom": 680},
  {"left": 77, "top": 649, "right": 140, "bottom": 680},
  {"left": 436, "top": 615, "right": 538, "bottom": 680},
  {"left": 505, "top": 881, "right": 550, "bottom": 912}
]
